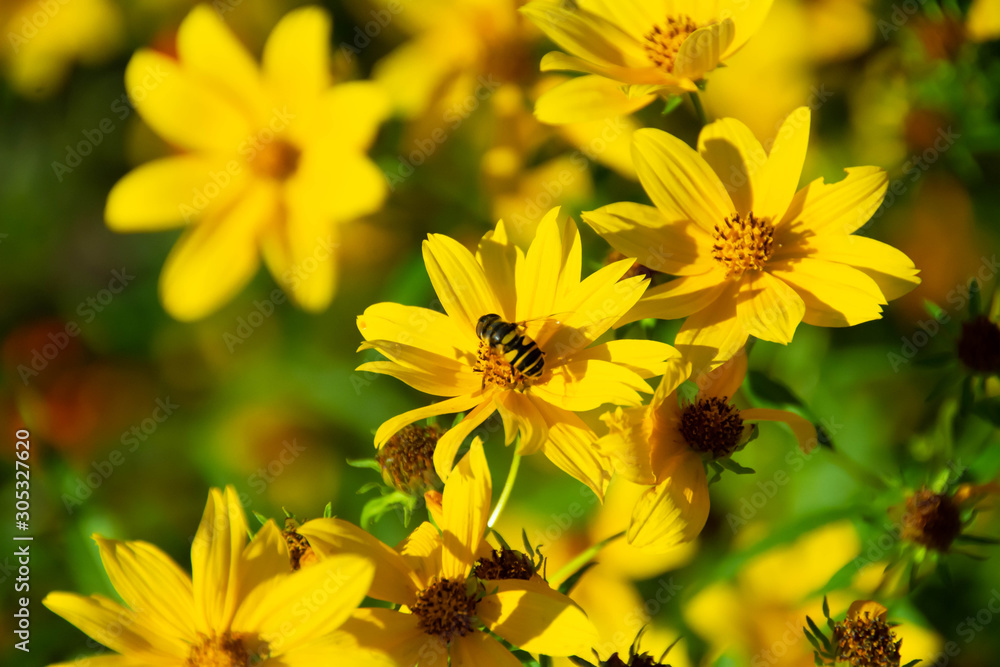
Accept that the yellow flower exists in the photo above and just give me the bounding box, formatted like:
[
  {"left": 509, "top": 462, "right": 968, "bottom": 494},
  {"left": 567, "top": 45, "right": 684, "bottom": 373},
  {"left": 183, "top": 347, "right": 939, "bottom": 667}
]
[
  {"left": 105, "top": 5, "right": 388, "bottom": 320},
  {"left": 357, "top": 206, "right": 680, "bottom": 497},
  {"left": 43, "top": 486, "right": 382, "bottom": 666},
  {"left": 583, "top": 106, "right": 921, "bottom": 371},
  {"left": 521, "top": 0, "right": 774, "bottom": 123},
  {"left": 599, "top": 349, "right": 817, "bottom": 550},
  {"left": 297, "top": 440, "right": 599, "bottom": 666},
  {"left": 0, "top": 0, "right": 123, "bottom": 99}
]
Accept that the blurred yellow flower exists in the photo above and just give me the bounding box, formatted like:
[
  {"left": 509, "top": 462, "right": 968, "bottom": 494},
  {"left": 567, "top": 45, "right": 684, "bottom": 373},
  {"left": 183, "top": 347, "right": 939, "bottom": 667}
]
[
  {"left": 105, "top": 5, "right": 388, "bottom": 320},
  {"left": 599, "top": 350, "right": 816, "bottom": 551},
  {"left": 0, "top": 0, "right": 123, "bottom": 99},
  {"left": 584, "top": 107, "right": 921, "bottom": 371},
  {"left": 43, "top": 486, "right": 381, "bottom": 666},
  {"left": 298, "top": 440, "right": 599, "bottom": 665},
  {"left": 522, "top": 0, "right": 774, "bottom": 123},
  {"left": 357, "top": 207, "right": 679, "bottom": 496}
]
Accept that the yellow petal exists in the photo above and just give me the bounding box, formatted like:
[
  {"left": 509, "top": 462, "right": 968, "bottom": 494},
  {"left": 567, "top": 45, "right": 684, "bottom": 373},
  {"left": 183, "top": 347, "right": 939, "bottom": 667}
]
[
  {"left": 577, "top": 0, "right": 658, "bottom": 36},
  {"left": 535, "top": 401, "right": 610, "bottom": 499},
  {"left": 259, "top": 202, "right": 336, "bottom": 312},
  {"left": 628, "top": 452, "right": 709, "bottom": 550},
  {"left": 433, "top": 398, "right": 497, "bottom": 483},
  {"left": 358, "top": 302, "right": 476, "bottom": 359},
  {"left": 357, "top": 339, "right": 481, "bottom": 396},
  {"left": 674, "top": 18, "right": 735, "bottom": 81},
  {"left": 42, "top": 593, "right": 177, "bottom": 660},
  {"left": 48, "top": 657, "right": 134, "bottom": 667},
  {"left": 191, "top": 486, "right": 247, "bottom": 633},
  {"left": 695, "top": 347, "right": 747, "bottom": 400},
  {"left": 598, "top": 405, "right": 656, "bottom": 484},
  {"left": 496, "top": 391, "right": 549, "bottom": 456},
  {"left": 441, "top": 439, "right": 492, "bottom": 579},
  {"left": 582, "top": 201, "right": 715, "bottom": 275},
  {"left": 311, "top": 82, "right": 389, "bottom": 152},
  {"left": 776, "top": 166, "right": 887, "bottom": 237},
  {"left": 477, "top": 221, "right": 518, "bottom": 320},
  {"left": 159, "top": 183, "right": 277, "bottom": 321},
  {"left": 674, "top": 287, "right": 746, "bottom": 374},
  {"left": 235, "top": 555, "right": 373, "bottom": 652},
  {"left": 735, "top": 271, "right": 805, "bottom": 345},
  {"left": 423, "top": 234, "right": 501, "bottom": 334},
  {"left": 571, "top": 339, "right": 682, "bottom": 379},
  {"left": 373, "top": 33, "right": 466, "bottom": 118},
  {"left": 296, "top": 518, "right": 420, "bottom": 606},
  {"left": 263, "top": 7, "right": 332, "bottom": 114},
  {"left": 477, "top": 579, "right": 599, "bottom": 656},
  {"left": 535, "top": 75, "right": 655, "bottom": 124},
  {"left": 520, "top": 3, "right": 648, "bottom": 69},
  {"left": 236, "top": 521, "right": 289, "bottom": 600},
  {"left": 531, "top": 359, "right": 649, "bottom": 412},
  {"left": 539, "top": 51, "right": 670, "bottom": 86},
  {"left": 721, "top": 0, "right": 775, "bottom": 56},
  {"left": 768, "top": 257, "right": 886, "bottom": 328},
  {"left": 697, "top": 117, "right": 768, "bottom": 217},
  {"left": 451, "top": 632, "right": 522, "bottom": 667},
  {"left": 106, "top": 156, "right": 242, "bottom": 231},
  {"left": 337, "top": 608, "right": 431, "bottom": 667},
  {"left": 632, "top": 128, "right": 733, "bottom": 235},
  {"left": 549, "top": 266, "right": 648, "bottom": 357},
  {"left": 515, "top": 207, "right": 580, "bottom": 321},
  {"left": 397, "top": 521, "right": 442, "bottom": 588},
  {"left": 739, "top": 407, "right": 818, "bottom": 453},
  {"left": 373, "top": 393, "right": 485, "bottom": 448},
  {"left": 92, "top": 536, "right": 195, "bottom": 648},
  {"left": 755, "top": 107, "right": 810, "bottom": 223},
  {"left": 847, "top": 599, "right": 888, "bottom": 622},
  {"left": 618, "top": 269, "right": 729, "bottom": 325},
  {"left": 176, "top": 5, "right": 266, "bottom": 122},
  {"left": 292, "top": 149, "right": 387, "bottom": 224},
  {"left": 798, "top": 234, "right": 920, "bottom": 301},
  {"left": 126, "top": 50, "right": 250, "bottom": 152},
  {"left": 279, "top": 633, "right": 396, "bottom": 667}
]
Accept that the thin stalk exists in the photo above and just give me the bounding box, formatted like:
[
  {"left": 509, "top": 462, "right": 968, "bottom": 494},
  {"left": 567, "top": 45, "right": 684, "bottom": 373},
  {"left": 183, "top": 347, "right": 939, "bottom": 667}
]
[
  {"left": 551, "top": 530, "right": 626, "bottom": 586},
  {"left": 488, "top": 451, "right": 521, "bottom": 528},
  {"left": 688, "top": 91, "right": 708, "bottom": 127}
]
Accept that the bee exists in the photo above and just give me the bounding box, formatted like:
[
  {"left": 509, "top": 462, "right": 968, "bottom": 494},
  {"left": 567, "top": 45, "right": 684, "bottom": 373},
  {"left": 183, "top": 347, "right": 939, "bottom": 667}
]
[{"left": 475, "top": 313, "right": 546, "bottom": 379}]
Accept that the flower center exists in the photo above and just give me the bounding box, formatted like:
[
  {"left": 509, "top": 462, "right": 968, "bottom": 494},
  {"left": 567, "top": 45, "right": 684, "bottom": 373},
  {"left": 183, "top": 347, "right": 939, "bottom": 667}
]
[
  {"left": 411, "top": 577, "right": 479, "bottom": 645},
  {"left": 376, "top": 424, "right": 442, "bottom": 494},
  {"left": 833, "top": 611, "right": 902, "bottom": 667},
  {"left": 474, "top": 547, "right": 535, "bottom": 580},
  {"left": 476, "top": 339, "right": 537, "bottom": 391},
  {"left": 679, "top": 396, "right": 744, "bottom": 458},
  {"left": 643, "top": 15, "right": 699, "bottom": 73},
  {"left": 956, "top": 315, "right": 1000, "bottom": 374},
  {"left": 712, "top": 212, "right": 776, "bottom": 278},
  {"left": 901, "top": 488, "right": 962, "bottom": 552},
  {"left": 251, "top": 139, "right": 301, "bottom": 180},
  {"left": 186, "top": 632, "right": 264, "bottom": 667}
]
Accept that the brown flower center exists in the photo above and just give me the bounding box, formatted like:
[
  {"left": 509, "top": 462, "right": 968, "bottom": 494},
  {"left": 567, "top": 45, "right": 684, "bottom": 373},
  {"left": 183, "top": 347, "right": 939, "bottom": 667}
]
[
  {"left": 956, "top": 315, "right": 1000, "bottom": 374},
  {"left": 411, "top": 577, "right": 479, "bottom": 645},
  {"left": 474, "top": 548, "right": 535, "bottom": 580},
  {"left": 644, "top": 15, "right": 699, "bottom": 73},
  {"left": 186, "top": 632, "right": 264, "bottom": 667},
  {"left": 833, "top": 610, "right": 902, "bottom": 667},
  {"left": 712, "top": 212, "right": 776, "bottom": 278},
  {"left": 377, "top": 424, "right": 442, "bottom": 494},
  {"left": 679, "top": 396, "right": 744, "bottom": 458},
  {"left": 901, "top": 488, "right": 962, "bottom": 552},
  {"left": 251, "top": 139, "right": 301, "bottom": 180}
]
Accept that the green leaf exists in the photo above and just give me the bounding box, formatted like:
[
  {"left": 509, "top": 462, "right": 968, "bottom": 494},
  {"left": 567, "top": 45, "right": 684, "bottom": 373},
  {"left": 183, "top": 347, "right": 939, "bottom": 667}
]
[
  {"left": 252, "top": 511, "right": 269, "bottom": 527},
  {"left": 522, "top": 529, "right": 535, "bottom": 559},
  {"left": 747, "top": 370, "right": 805, "bottom": 409},
  {"left": 955, "top": 533, "right": 1000, "bottom": 545},
  {"left": 346, "top": 457, "right": 382, "bottom": 472},
  {"left": 806, "top": 616, "right": 832, "bottom": 652},
  {"left": 661, "top": 95, "right": 684, "bottom": 115},
  {"left": 803, "top": 625, "right": 827, "bottom": 656},
  {"left": 323, "top": 502, "right": 332, "bottom": 518},
  {"left": 822, "top": 596, "right": 830, "bottom": 620},
  {"left": 717, "top": 457, "right": 755, "bottom": 475},
  {"left": 924, "top": 299, "right": 946, "bottom": 320},
  {"left": 557, "top": 561, "right": 597, "bottom": 596},
  {"left": 926, "top": 369, "right": 963, "bottom": 402}
]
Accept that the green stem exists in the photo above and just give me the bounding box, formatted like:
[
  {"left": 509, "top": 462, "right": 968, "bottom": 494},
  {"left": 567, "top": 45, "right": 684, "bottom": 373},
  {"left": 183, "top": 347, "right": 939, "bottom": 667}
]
[
  {"left": 688, "top": 92, "right": 708, "bottom": 127},
  {"left": 551, "top": 531, "right": 626, "bottom": 585},
  {"left": 488, "top": 451, "right": 521, "bottom": 528}
]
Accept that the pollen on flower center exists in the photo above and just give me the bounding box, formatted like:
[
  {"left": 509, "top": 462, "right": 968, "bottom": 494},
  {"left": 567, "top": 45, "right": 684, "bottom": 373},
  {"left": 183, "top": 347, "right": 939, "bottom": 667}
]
[
  {"left": 476, "top": 339, "right": 534, "bottom": 391},
  {"left": 411, "top": 577, "right": 479, "bottom": 645},
  {"left": 679, "top": 396, "right": 744, "bottom": 458},
  {"left": 643, "top": 15, "right": 699, "bottom": 73},
  {"left": 251, "top": 138, "right": 301, "bottom": 180},
  {"left": 711, "top": 212, "right": 776, "bottom": 278},
  {"left": 187, "top": 631, "right": 263, "bottom": 667},
  {"left": 901, "top": 488, "right": 962, "bottom": 552},
  {"left": 833, "top": 610, "right": 902, "bottom": 667},
  {"left": 376, "top": 424, "right": 442, "bottom": 494}
]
